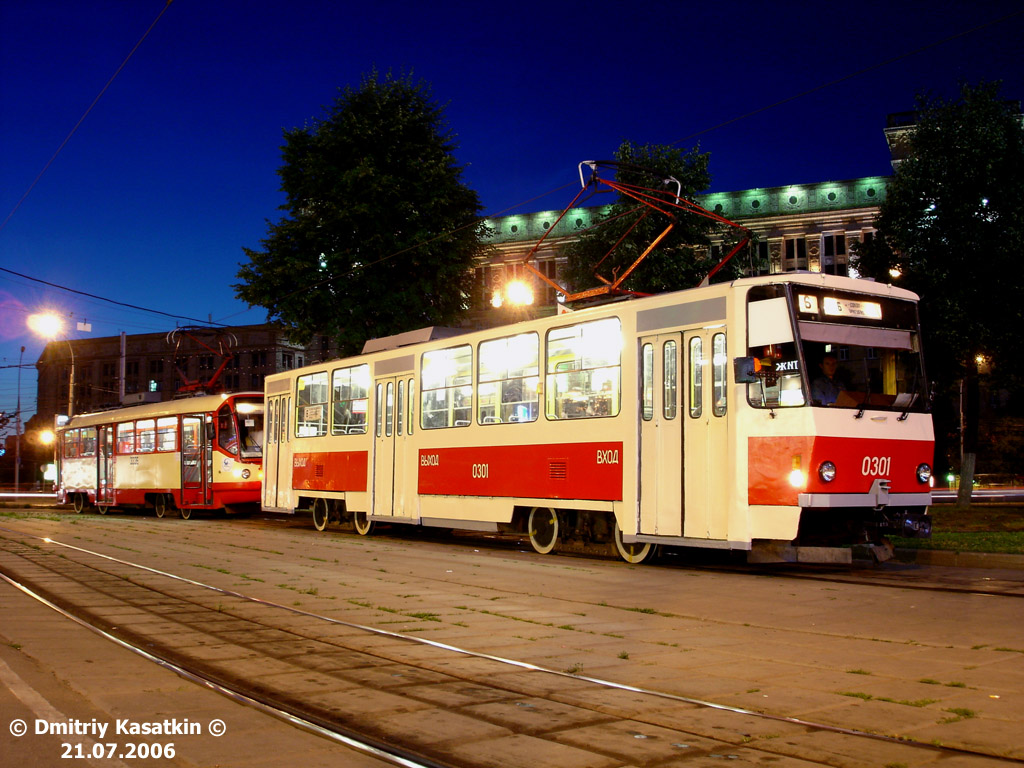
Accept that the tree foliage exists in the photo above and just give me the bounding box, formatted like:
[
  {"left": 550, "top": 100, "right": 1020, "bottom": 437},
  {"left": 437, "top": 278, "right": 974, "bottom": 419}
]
[
  {"left": 561, "top": 141, "right": 739, "bottom": 297},
  {"left": 235, "top": 70, "right": 488, "bottom": 355},
  {"left": 851, "top": 82, "right": 1024, "bottom": 385},
  {"left": 851, "top": 82, "right": 1024, "bottom": 496}
]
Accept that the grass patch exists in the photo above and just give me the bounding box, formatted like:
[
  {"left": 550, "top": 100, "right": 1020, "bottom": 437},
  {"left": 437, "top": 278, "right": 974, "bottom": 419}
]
[
  {"left": 940, "top": 707, "right": 977, "bottom": 723},
  {"left": 892, "top": 531, "right": 1024, "bottom": 554},
  {"left": 891, "top": 505, "right": 1024, "bottom": 554},
  {"left": 847, "top": 669, "right": 872, "bottom": 675},
  {"left": 840, "top": 691, "right": 873, "bottom": 701},
  {"left": 841, "top": 691, "right": 936, "bottom": 707}
]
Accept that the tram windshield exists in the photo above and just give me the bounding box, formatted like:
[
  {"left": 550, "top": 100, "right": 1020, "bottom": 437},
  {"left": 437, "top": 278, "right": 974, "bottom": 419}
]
[
  {"left": 230, "top": 397, "right": 265, "bottom": 458},
  {"left": 745, "top": 286, "right": 928, "bottom": 413}
]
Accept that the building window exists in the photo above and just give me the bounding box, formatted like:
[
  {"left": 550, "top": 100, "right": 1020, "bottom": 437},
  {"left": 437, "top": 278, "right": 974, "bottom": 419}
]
[
  {"left": 822, "top": 234, "right": 847, "bottom": 275},
  {"left": 282, "top": 352, "right": 293, "bottom": 370},
  {"left": 784, "top": 238, "right": 807, "bottom": 271},
  {"left": 251, "top": 351, "right": 267, "bottom": 368}
]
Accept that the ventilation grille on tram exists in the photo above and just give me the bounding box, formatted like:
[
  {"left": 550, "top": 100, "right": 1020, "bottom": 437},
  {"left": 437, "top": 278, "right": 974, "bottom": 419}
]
[{"left": 549, "top": 460, "right": 567, "bottom": 480}]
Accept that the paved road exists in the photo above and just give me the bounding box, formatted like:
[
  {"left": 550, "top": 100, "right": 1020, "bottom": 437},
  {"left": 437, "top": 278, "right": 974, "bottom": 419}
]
[{"left": 1, "top": 508, "right": 1022, "bottom": 767}]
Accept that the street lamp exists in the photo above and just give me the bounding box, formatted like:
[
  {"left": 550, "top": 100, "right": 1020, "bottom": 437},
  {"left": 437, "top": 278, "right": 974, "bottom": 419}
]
[
  {"left": 491, "top": 280, "right": 535, "bottom": 310},
  {"left": 28, "top": 312, "right": 76, "bottom": 419},
  {"left": 15, "top": 345, "right": 24, "bottom": 494}
]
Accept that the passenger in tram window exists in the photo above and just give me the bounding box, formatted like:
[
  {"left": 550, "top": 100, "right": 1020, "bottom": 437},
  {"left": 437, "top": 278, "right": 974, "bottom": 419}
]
[{"left": 811, "top": 353, "right": 845, "bottom": 405}]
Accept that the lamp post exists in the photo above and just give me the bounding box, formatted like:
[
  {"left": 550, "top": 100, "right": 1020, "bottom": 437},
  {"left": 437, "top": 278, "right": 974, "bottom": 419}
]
[
  {"left": 15, "top": 345, "right": 24, "bottom": 494},
  {"left": 27, "top": 312, "right": 76, "bottom": 419}
]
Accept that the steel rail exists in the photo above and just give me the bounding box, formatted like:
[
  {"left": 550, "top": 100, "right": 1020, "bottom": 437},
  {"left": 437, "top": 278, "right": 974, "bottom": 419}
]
[{"left": 2, "top": 526, "right": 1021, "bottom": 765}]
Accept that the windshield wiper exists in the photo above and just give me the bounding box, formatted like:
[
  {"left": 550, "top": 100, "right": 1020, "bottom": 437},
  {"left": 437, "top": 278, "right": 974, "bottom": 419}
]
[{"left": 855, "top": 360, "right": 871, "bottom": 419}]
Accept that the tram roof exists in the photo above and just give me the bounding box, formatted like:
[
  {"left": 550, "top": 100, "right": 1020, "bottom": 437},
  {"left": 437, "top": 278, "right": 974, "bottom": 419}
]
[{"left": 61, "top": 391, "right": 263, "bottom": 429}]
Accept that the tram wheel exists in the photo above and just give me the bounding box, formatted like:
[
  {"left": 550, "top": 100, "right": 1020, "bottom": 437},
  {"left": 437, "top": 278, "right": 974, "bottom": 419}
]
[
  {"left": 73, "top": 494, "right": 86, "bottom": 514},
  {"left": 97, "top": 505, "right": 109, "bottom": 515},
  {"left": 180, "top": 506, "right": 192, "bottom": 521},
  {"left": 352, "top": 510, "right": 374, "bottom": 536},
  {"left": 527, "top": 507, "right": 559, "bottom": 555},
  {"left": 613, "top": 521, "right": 655, "bottom": 564},
  {"left": 312, "top": 498, "right": 329, "bottom": 532},
  {"left": 154, "top": 494, "right": 168, "bottom": 518}
]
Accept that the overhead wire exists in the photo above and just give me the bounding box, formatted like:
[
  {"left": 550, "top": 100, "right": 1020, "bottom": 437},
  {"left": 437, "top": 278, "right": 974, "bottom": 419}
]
[
  {"left": 0, "top": 1, "right": 176, "bottom": 235},
  {"left": 3, "top": 6, "right": 1020, "bottom": 334}
]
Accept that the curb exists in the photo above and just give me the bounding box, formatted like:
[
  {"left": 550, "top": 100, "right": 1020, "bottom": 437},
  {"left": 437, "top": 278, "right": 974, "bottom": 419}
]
[{"left": 894, "top": 548, "right": 1024, "bottom": 570}]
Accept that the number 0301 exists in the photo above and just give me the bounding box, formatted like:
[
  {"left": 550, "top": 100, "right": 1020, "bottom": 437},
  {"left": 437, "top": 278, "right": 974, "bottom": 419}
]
[{"left": 861, "top": 456, "right": 891, "bottom": 476}]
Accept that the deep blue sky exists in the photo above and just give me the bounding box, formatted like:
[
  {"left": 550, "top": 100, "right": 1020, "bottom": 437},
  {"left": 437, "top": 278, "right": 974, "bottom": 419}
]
[{"left": 1, "top": 0, "right": 1022, "bottom": 423}]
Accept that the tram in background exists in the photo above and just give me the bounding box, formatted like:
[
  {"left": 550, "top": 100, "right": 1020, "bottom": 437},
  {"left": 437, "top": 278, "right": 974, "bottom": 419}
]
[
  {"left": 262, "top": 272, "right": 934, "bottom": 563},
  {"left": 55, "top": 392, "right": 264, "bottom": 518}
]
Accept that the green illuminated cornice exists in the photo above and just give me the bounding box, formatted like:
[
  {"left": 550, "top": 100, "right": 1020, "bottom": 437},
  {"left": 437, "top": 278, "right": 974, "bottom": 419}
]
[{"left": 484, "top": 176, "right": 890, "bottom": 243}]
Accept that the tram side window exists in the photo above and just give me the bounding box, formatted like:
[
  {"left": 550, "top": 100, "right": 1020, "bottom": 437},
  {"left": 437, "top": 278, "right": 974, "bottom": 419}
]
[
  {"left": 296, "top": 371, "right": 329, "bottom": 437},
  {"left": 62, "top": 430, "right": 79, "bottom": 459},
  {"left": 641, "top": 343, "right": 654, "bottom": 421},
  {"left": 407, "top": 379, "right": 415, "bottom": 435},
  {"left": 689, "top": 337, "right": 703, "bottom": 418},
  {"left": 137, "top": 419, "right": 156, "bottom": 453},
  {"left": 478, "top": 332, "right": 539, "bottom": 425},
  {"left": 156, "top": 417, "right": 176, "bottom": 452},
  {"left": 546, "top": 317, "right": 622, "bottom": 420},
  {"left": 420, "top": 345, "right": 472, "bottom": 429},
  {"left": 331, "top": 364, "right": 369, "bottom": 435},
  {"left": 78, "top": 428, "right": 96, "bottom": 456},
  {"left": 116, "top": 422, "right": 136, "bottom": 454},
  {"left": 664, "top": 341, "right": 677, "bottom": 419},
  {"left": 712, "top": 333, "right": 727, "bottom": 417}
]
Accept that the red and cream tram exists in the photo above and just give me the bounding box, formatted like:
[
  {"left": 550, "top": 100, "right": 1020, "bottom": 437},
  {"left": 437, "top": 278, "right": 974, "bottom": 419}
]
[
  {"left": 262, "top": 272, "right": 933, "bottom": 562},
  {"left": 56, "top": 393, "right": 264, "bottom": 518}
]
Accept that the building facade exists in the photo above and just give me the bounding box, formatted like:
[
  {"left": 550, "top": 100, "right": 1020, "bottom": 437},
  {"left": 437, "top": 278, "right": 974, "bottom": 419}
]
[
  {"left": 33, "top": 324, "right": 335, "bottom": 427},
  {"left": 470, "top": 175, "right": 890, "bottom": 317}
]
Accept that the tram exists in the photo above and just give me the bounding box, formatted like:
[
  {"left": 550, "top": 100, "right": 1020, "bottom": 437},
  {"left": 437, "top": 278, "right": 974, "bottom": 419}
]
[
  {"left": 262, "top": 272, "right": 933, "bottom": 563},
  {"left": 55, "top": 392, "right": 264, "bottom": 518}
]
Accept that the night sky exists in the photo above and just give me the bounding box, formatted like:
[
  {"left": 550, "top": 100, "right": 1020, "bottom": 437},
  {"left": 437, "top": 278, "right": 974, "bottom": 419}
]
[{"left": 2, "top": 0, "right": 1022, "bottom": 423}]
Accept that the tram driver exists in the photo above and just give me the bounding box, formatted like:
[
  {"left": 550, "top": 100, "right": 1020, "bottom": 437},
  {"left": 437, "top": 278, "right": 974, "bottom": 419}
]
[{"left": 811, "top": 352, "right": 845, "bottom": 405}]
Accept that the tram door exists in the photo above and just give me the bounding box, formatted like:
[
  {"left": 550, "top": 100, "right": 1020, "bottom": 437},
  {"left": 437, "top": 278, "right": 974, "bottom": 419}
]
[
  {"left": 181, "top": 415, "right": 211, "bottom": 507},
  {"left": 96, "top": 426, "right": 114, "bottom": 505},
  {"left": 263, "top": 395, "right": 283, "bottom": 509},
  {"left": 372, "top": 378, "right": 396, "bottom": 517},
  {"left": 682, "top": 329, "right": 730, "bottom": 540},
  {"left": 639, "top": 334, "right": 683, "bottom": 536}
]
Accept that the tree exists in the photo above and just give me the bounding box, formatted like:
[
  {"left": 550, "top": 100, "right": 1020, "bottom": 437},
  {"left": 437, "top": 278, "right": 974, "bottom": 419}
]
[
  {"left": 561, "top": 141, "right": 741, "bottom": 297},
  {"left": 850, "top": 82, "right": 1024, "bottom": 504},
  {"left": 236, "top": 70, "right": 489, "bottom": 355}
]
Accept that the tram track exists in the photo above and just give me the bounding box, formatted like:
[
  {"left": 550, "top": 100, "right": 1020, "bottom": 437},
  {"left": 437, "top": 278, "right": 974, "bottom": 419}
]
[
  {"left": 1, "top": 523, "right": 1020, "bottom": 768},
  {"left": 237, "top": 511, "right": 1024, "bottom": 600}
]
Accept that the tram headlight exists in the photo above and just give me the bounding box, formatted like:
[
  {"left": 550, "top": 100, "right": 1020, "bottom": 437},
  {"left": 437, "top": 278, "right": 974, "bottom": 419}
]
[
  {"left": 818, "top": 461, "right": 837, "bottom": 483},
  {"left": 788, "top": 469, "right": 806, "bottom": 488},
  {"left": 241, "top": 468, "right": 251, "bottom": 480},
  {"left": 916, "top": 463, "right": 932, "bottom": 484}
]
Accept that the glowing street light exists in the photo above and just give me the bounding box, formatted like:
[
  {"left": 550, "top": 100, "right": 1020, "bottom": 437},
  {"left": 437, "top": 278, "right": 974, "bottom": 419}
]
[
  {"left": 491, "top": 280, "right": 535, "bottom": 310},
  {"left": 27, "top": 312, "right": 64, "bottom": 338},
  {"left": 28, "top": 312, "right": 76, "bottom": 418}
]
